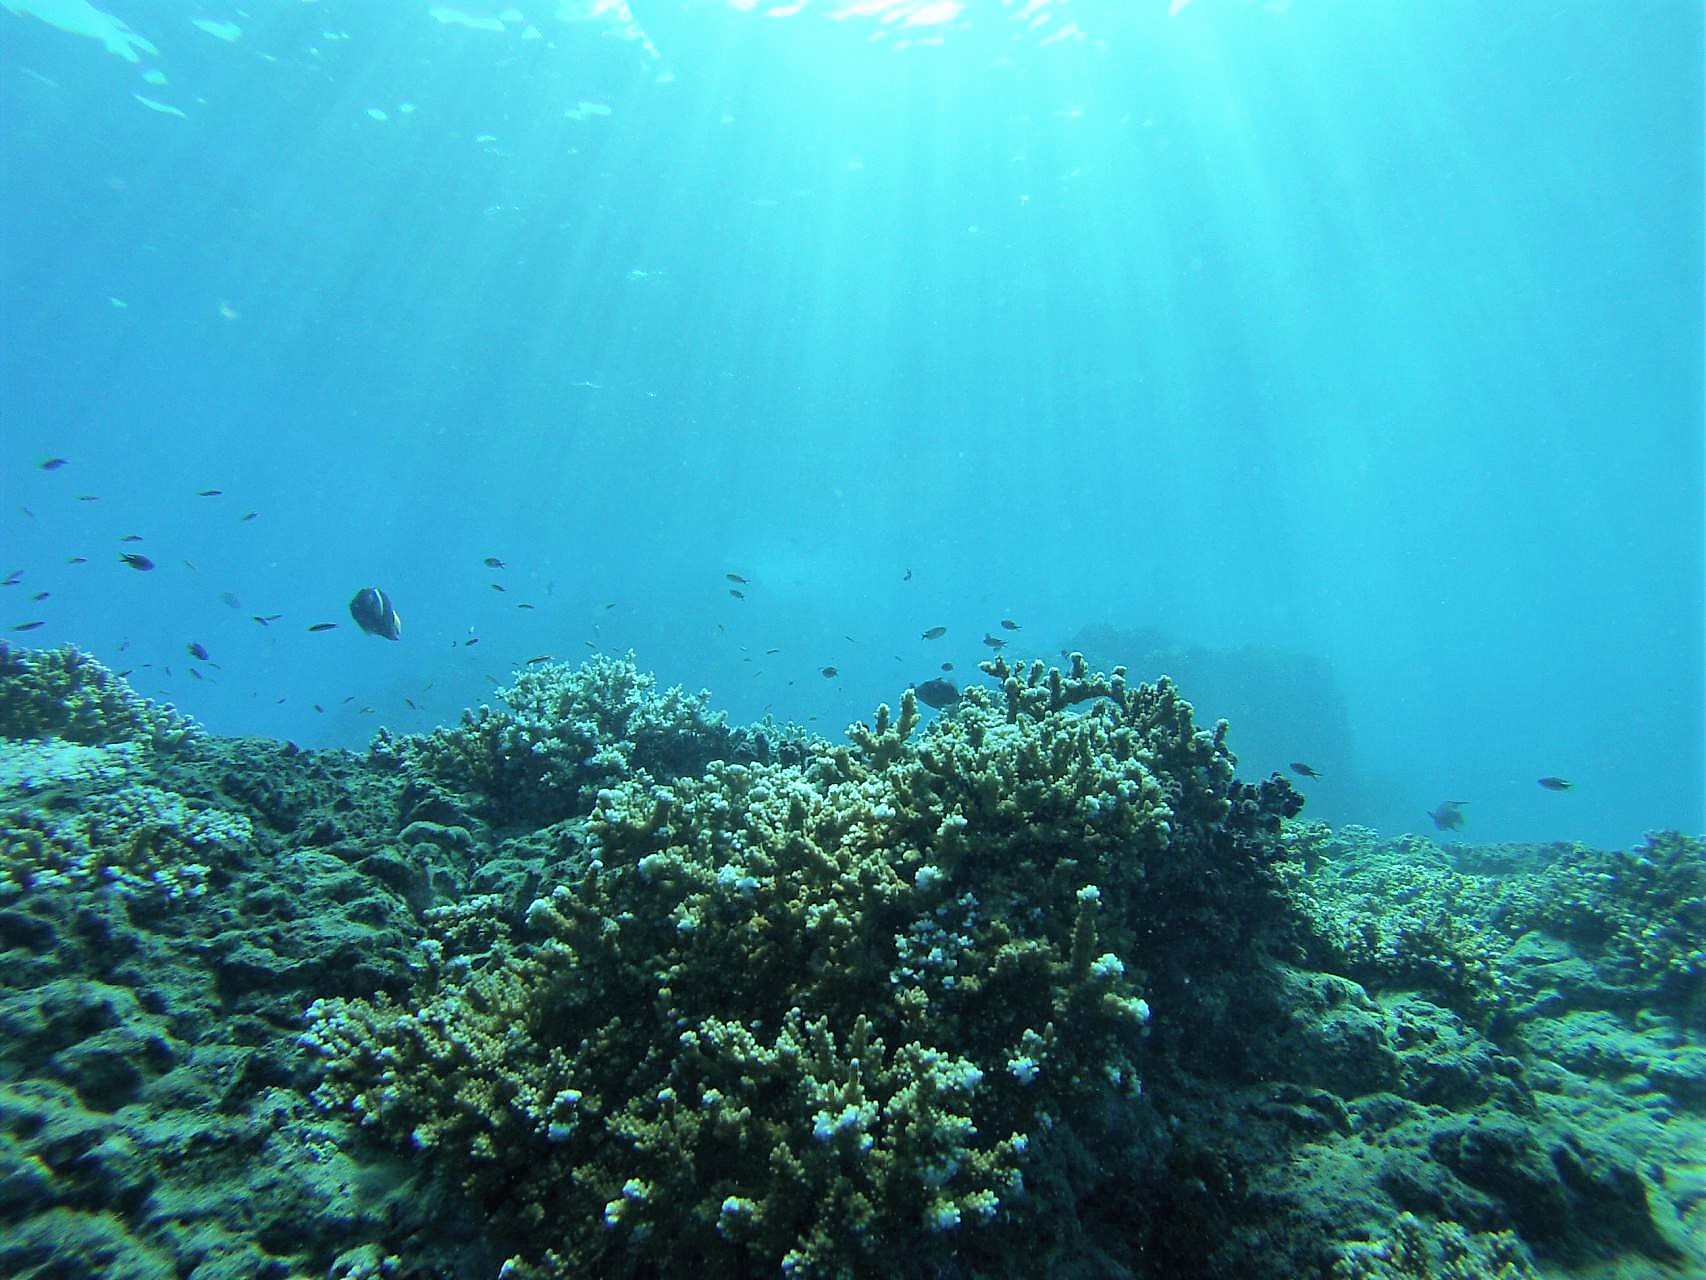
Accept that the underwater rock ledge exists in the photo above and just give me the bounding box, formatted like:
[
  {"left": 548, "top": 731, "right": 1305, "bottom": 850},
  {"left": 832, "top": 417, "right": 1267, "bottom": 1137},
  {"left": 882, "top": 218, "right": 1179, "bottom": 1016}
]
[{"left": 0, "top": 642, "right": 1700, "bottom": 1280}]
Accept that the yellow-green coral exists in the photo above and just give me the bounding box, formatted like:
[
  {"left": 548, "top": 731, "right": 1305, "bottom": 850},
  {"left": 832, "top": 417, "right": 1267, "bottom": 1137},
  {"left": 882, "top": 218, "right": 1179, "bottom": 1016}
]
[
  {"left": 306, "top": 654, "right": 1301, "bottom": 1276},
  {"left": 0, "top": 643, "right": 195, "bottom": 748}
]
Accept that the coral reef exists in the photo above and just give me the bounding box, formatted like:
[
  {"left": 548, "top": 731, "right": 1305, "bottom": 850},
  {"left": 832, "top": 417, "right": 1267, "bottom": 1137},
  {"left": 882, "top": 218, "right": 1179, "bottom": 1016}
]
[
  {"left": 1, "top": 644, "right": 1699, "bottom": 1279},
  {"left": 305, "top": 655, "right": 1302, "bottom": 1277},
  {"left": 0, "top": 643, "right": 195, "bottom": 749},
  {"left": 372, "top": 652, "right": 817, "bottom": 830}
]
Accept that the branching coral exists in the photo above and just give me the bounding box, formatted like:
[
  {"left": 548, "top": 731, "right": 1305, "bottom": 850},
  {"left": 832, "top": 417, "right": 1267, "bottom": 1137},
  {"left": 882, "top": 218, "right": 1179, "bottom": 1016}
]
[
  {"left": 307, "top": 654, "right": 1301, "bottom": 1277},
  {"left": 0, "top": 643, "right": 195, "bottom": 749}
]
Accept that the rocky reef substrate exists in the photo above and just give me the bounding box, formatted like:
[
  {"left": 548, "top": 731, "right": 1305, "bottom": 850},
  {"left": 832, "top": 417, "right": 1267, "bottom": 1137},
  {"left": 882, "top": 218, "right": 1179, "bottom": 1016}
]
[{"left": 0, "top": 642, "right": 1699, "bottom": 1279}]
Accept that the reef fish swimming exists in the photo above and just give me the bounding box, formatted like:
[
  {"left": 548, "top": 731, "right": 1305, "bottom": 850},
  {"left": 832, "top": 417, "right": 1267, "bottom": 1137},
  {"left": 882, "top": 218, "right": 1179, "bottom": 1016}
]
[
  {"left": 1428, "top": 800, "right": 1468, "bottom": 831},
  {"left": 349, "top": 587, "right": 403, "bottom": 640},
  {"left": 913, "top": 677, "right": 959, "bottom": 710}
]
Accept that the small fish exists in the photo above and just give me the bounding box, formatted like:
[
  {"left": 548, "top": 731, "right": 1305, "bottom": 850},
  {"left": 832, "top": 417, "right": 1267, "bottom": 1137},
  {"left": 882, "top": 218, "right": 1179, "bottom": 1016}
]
[
  {"left": 766, "top": 648, "right": 780, "bottom": 655},
  {"left": 187, "top": 642, "right": 210, "bottom": 661},
  {"left": 604, "top": 602, "right": 617, "bottom": 610},
  {"left": 313, "top": 704, "right": 325, "bottom": 713},
  {"left": 183, "top": 560, "right": 198, "bottom": 572},
  {"left": 1000, "top": 619, "right": 1021, "bottom": 631},
  {"left": 1, "top": 571, "right": 20, "bottom": 586},
  {"left": 820, "top": 666, "right": 838, "bottom": 678},
  {"left": 1537, "top": 777, "right": 1573, "bottom": 791},
  {"left": 78, "top": 494, "right": 99, "bottom": 502},
  {"left": 253, "top": 613, "right": 282, "bottom": 626},
  {"left": 30, "top": 592, "right": 49, "bottom": 602},
  {"left": 526, "top": 654, "right": 553, "bottom": 664},
  {"left": 349, "top": 587, "right": 402, "bottom": 640},
  {"left": 308, "top": 622, "right": 339, "bottom": 633},
  {"left": 241, "top": 511, "right": 259, "bottom": 521},
  {"left": 188, "top": 667, "right": 204, "bottom": 681},
  {"left": 903, "top": 569, "right": 912, "bottom": 581},
  {"left": 491, "top": 583, "right": 507, "bottom": 593},
  {"left": 464, "top": 638, "right": 479, "bottom": 646},
  {"left": 727, "top": 573, "right": 749, "bottom": 584},
  {"left": 405, "top": 697, "right": 419, "bottom": 710},
  {"left": 120, "top": 534, "right": 144, "bottom": 543},
  {"left": 941, "top": 662, "right": 953, "bottom": 672},
  {"left": 921, "top": 627, "right": 947, "bottom": 640},
  {"left": 914, "top": 677, "right": 959, "bottom": 710},
  {"left": 1289, "top": 762, "right": 1321, "bottom": 779},
  {"left": 67, "top": 557, "right": 86, "bottom": 565},
  {"left": 1427, "top": 801, "right": 1468, "bottom": 832},
  {"left": 12, "top": 621, "right": 45, "bottom": 632},
  {"left": 40, "top": 458, "right": 68, "bottom": 470},
  {"left": 219, "top": 591, "right": 243, "bottom": 609},
  {"left": 484, "top": 557, "right": 506, "bottom": 569},
  {"left": 982, "top": 633, "right": 1006, "bottom": 649},
  {"left": 119, "top": 553, "right": 154, "bottom": 571},
  {"left": 729, "top": 589, "right": 745, "bottom": 599},
  {"left": 197, "top": 488, "right": 222, "bottom": 497},
  {"left": 517, "top": 602, "right": 536, "bottom": 610}
]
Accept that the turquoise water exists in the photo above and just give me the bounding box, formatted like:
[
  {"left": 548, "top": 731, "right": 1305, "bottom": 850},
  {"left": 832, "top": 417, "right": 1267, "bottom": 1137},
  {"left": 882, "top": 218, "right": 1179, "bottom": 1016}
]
[{"left": 2, "top": 0, "right": 1700, "bottom": 849}]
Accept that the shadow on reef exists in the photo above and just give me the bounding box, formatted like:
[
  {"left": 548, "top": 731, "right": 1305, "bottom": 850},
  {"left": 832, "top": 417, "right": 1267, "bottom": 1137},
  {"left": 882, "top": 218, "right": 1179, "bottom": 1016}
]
[{"left": 0, "top": 641, "right": 1700, "bottom": 1279}]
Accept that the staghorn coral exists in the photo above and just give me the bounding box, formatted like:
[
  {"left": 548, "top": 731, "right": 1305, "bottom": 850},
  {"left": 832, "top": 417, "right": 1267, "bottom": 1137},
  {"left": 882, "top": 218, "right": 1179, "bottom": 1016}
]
[
  {"left": 0, "top": 643, "right": 195, "bottom": 749},
  {"left": 305, "top": 654, "right": 1302, "bottom": 1277}
]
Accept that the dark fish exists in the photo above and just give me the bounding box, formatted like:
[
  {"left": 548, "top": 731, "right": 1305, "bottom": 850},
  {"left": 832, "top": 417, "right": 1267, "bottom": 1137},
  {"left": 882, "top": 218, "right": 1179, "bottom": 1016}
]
[
  {"left": 183, "top": 560, "right": 198, "bottom": 571},
  {"left": 1537, "top": 777, "right": 1573, "bottom": 791},
  {"left": 120, "top": 534, "right": 144, "bottom": 543},
  {"left": 1289, "top": 762, "right": 1321, "bottom": 779},
  {"left": 484, "top": 557, "right": 506, "bottom": 569},
  {"left": 526, "top": 654, "right": 553, "bottom": 664},
  {"left": 464, "top": 638, "right": 479, "bottom": 646},
  {"left": 517, "top": 602, "right": 536, "bottom": 610},
  {"left": 187, "top": 642, "right": 210, "bottom": 661},
  {"left": 197, "top": 489, "right": 222, "bottom": 497},
  {"left": 982, "top": 633, "right": 1006, "bottom": 649},
  {"left": 729, "top": 589, "right": 745, "bottom": 599},
  {"left": 242, "top": 511, "right": 259, "bottom": 521},
  {"left": 349, "top": 587, "right": 402, "bottom": 640},
  {"left": 67, "top": 557, "right": 86, "bottom": 565},
  {"left": 820, "top": 666, "right": 838, "bottom": 678},
  {"left": 188, "top": 667, "right": 204, "bottom": 681},
  {"left": 1427, "top": 801, "right": 1468, "bottom": 832},
  {"left": 30, "top": 592, "right": 49, "bottom": 602},
  {"left": 766, "top": 648, "right": 780, "bottom": 655},
  {"left": 604, "top": 602, "right": 617, "bottom": 610},
  {"left": 78, "top": 494, "right": 99, "bottom": 501},
  {"left": 253, "top": 613, "right": 282, "bottom": 625},
  {"left": 921, "top": 627, "right": 947, "bottom": 640},
  {"left": 914, "top": 678, "right": 959, "bottom": 710},
  {"left": 40, "top": 458, "right": 68, "bottom": 470},
  {"left": 308, "top": 623, "right": 339, "bottom": 633},
  {"left": 219, "top": 591, "right": 242, "bottom": 609},
  {"left": 1000, "top": 619, "right": 1021, "bottom": 631},
  {"left": 405, "top": 697, "right": 419, "bottom": 710},
  {"left": 941, "top": 662, "right": 953, "bottom": 671},
  {"left": 1, "top": 571, "right": 20, "bottom": 586},
  {"left": 491, "top": 583, "right": 506, "bottom": 592},
  {"left": 119, "top": 553, "right": 154, "bottom": 571},
  {"left": 314, "top": 704, "right": 324, "bottom": 713},
  {"left": 727, "top": 573, "right": 749, "bottom": 584},
  {"left": 12, "top": 621, "right": 45, "bottom": 632},
  {"left": 903, "top": 568, "right": 912, "bottom": 581}
]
